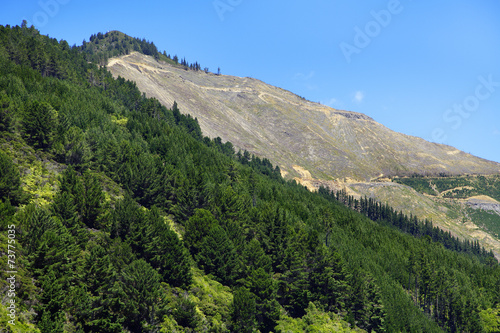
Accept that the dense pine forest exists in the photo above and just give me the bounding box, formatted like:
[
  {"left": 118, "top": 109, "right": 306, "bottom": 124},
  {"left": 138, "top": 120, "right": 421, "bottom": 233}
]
[
  {"left": 0, "top": 23, "right": 499, "bottom": 332},
  {"left": 332, "top": 188, "right": 497, "bottom": 264}
]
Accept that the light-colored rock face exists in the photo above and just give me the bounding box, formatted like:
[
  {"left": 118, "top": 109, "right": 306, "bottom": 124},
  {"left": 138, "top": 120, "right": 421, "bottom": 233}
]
[
  {"left": 107, "top": 52, "right": 500, "bottom": 258},
  {"left": 107, "top": 52, "right": 500, "bottom": 182},
  {"left": 467, "top": 196, "right": 500, "bottom": 214}
]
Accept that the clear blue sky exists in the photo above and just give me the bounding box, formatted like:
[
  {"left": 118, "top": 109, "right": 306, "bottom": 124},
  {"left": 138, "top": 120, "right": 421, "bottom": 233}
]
[{"left": 2, "top": 0, "right": 500, "bottom": 163}]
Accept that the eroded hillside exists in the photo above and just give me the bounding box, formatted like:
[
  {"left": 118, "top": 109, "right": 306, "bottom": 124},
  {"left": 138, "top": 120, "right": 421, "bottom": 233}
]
[
  {"left": 107, "top": 51, "right": 500, "bottom": 258},
  {"left": 107, "top": 52, "right": 500, "bottom": 181}
]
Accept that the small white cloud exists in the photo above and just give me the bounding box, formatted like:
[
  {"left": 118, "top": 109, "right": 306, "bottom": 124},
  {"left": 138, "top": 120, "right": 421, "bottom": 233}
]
[
  {"left": 493, "top": 128, "right": 500, "bottom": 136},
  {"left": 323, "top": 98, "right": 338, "bottom": 107},
  {"left": 353, "top": 91, "right": 364, "bottom": 103}
]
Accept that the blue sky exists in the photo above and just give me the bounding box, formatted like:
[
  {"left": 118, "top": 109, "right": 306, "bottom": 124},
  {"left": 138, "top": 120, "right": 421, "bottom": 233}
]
[{"left": 2, "top": 0, "right": 500, "bottom": 163}]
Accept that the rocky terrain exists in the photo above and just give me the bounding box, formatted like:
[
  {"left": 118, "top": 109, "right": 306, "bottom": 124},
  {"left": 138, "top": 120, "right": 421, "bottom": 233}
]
[
  {"left": 107, "top": 51, "right": 500, "bottom": 258},
  {"left": 107, "top": 52, "right": 500, "bottom": 181},
  {"left": 467, "top": 196, "right": 500, "bottom": 215}
]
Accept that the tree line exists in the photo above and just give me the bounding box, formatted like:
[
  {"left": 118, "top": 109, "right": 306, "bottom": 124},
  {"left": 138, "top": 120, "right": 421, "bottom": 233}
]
[
  {"left": 330, "top": 187, "right": 497, "bottom": 265},
  {"left": 0, "top": 23, "right": 499, "bottom": 332}
]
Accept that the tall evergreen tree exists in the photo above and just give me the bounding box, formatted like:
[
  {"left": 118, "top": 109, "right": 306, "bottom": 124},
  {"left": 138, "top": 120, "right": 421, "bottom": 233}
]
[
  {"left": 0, "top": 91, "right": 14, "bottom": 132},
  {"left": 183, "top": 208, "right": 218, "bottom": 257},
  {"left": 231, "top": 287, "right": 257, "bottom": 333},
  {"left": 0, "top": 150, "right": 22, "bottom": 204},
  {"left": 22, "top": 100, "right": 58, "bottom": 149},
  {"left": 145, "top": 207, "right": 192, "bottom": 288},
  {"left": 196, "top": 224, "right": 238, "bottom": 285},
  {"left": 81, "top": 170, "right": 104, "bottom": 228}
]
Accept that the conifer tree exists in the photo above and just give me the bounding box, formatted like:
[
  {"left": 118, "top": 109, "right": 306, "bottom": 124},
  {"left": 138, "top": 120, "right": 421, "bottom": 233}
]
[
  {"left": 0, "top": 150, "right": 22, "bottom": 204},
  {"left": 231, "top": 287, "right": 257, "bottom": 333},
  {"left": 121, "top": 259, "right": 162, "bottom": 330},
  {"left": 184, "top": 208, "right": 218, "bottom": 256},
  {"left": 197, "top": 224, "right": 238, "bottom": 285},
  {"left": 22, "top": 100, "right": 58, "bottom": 150},
  {"left": 81, "top": 170, "right": 104, "bottom": 228},
  {"left": 145, "top": 207, "right": 192, "bottom": 288},
  {"left": 0, "top": 91, "right": 14, "bottom": 132},
  {"left": 309, "top": 246, "right": 350, "bottom": 313}
]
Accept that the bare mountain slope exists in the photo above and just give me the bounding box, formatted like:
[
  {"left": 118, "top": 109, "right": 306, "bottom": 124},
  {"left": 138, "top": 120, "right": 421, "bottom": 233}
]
[
  {"left": 107, "top": 52, "right": 500, "bottom": 258},
  {"left": 108, "top": 52, "right": 500, "bottom": 182}
]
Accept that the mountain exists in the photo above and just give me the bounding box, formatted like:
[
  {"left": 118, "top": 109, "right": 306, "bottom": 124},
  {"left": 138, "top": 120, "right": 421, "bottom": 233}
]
[
  {"left": 107, "top": 52, "right": 500, "bottom": 182},
  {"left": 106, "top": 49, "right": 500, "bottom": 258},
  {"left": 2, "top": 25, "right": 500, "bottom": 332}
]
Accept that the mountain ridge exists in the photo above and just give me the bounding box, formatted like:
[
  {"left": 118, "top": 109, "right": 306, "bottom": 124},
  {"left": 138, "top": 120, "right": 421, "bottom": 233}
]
[
  {"left": 2, "top": 24, "right": 500, "bottom": 332},
  {"left": 106, "top": 47, "right": 500, "bottom": 259},
  {"left": 107, "top": 51, "right": 500, "bottom": 182}
]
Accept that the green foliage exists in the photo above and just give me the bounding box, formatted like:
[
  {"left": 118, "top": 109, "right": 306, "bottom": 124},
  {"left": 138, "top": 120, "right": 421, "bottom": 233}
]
[
  {"left": 56, "top": 125, "right": 91, "bottom": 167},
  {"left": 22, "top": 100, "right": 58, "bottom": 150},
  {"left": 190, "top": 267, "right": 233, "bottom": 322},
  {"left": 144, "top": 207, "right": 193, "bottom": 288},
  {"left": 333, "top": 188, "right": 496, "bottom": 264},
  {"left": 480, "top": 305, "right": 500, "bottom": 333},
  {"left": 196, "top": 224, "right": 238, "bottom": 285},
  {"left": 349, "top": 270, "right": 386, "bottom": 332},
  {"left": 309, "top": 246, "right": 350, "bottom": 314},
  {"left": 276, "top": 302, "right": 365, "bottom": 333},
  {"left": 184, "top": 208, "right": 218, "bottom": 256},
  {"left": 0, "top": 303, "right": 41, "bottom": 333},
  {"left": 230, "top": 287, "right": 257, "bottom": 333},
  {"left": 394, "top": 174, "right": 500, "bottom": 201},
  {"left": 2, "top": 23, "right": 499, "bottom": 333},
  {"left": 0, "top": 90, "right": 14, "bottom": 132},
  {"left": 468, "top": 207, "right": 500, "bottom": 239},
  {"left": 0, "top": 150, "right": 22, "bottom": 204},
  {"left": 120, "top": 259, "right": 162, "bottom": 330},
  {"left": 169, "top": 292, "right": 201, "bottom": 329},
  {"left": 80, "top": 170, "right": 105, "bottom": 228}
]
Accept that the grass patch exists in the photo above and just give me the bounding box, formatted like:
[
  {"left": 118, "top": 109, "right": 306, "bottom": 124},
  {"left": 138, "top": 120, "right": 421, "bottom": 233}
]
[
  {"left": 394, "top": 175, "right": 500, "bottom": 200},
  {"left": 468, "top": 208, "right": 500, "bottom": 239}
]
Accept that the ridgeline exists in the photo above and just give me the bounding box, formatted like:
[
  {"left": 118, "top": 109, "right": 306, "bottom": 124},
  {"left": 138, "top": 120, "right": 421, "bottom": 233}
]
[{"left": 0, "top": 24, "right": 499, "bottom": 332}]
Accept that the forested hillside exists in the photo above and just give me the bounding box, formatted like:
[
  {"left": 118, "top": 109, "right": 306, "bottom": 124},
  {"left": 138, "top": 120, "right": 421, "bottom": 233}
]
[
  {"left": 1, "top": 23, "right": 499, "bottom": 332},
  {"left": 80, "top": 30, "right": 204, "bottom": 71}
]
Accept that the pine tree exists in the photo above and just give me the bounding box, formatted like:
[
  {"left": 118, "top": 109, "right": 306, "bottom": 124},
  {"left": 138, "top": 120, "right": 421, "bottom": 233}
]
[
  {"left": 145, "top": 207, "right": 192, "bottom": 288},
  {"left": 51, "top": 190, "right": 82, "bottom": 237},
  {"left": 81, "top": 170, "right": 104, "bottom": 228},
  {"left": 22, "top": 100, "right": 58, "bottom": 149},
  {"left": 111, "top": 194, "right": 144, "bottom": 243},
  {"left": 0, "top": 150, "right": 22, "bottom": 205},
  {"left": 278, "top": 241, "right": 310, "bottom": 318},
  {"left": 0, "top": 91, "right": 14, "bottom": 132},
  {"left": 245, "top": 267, "right": 279, "bottom": 332},
  {"left": 231, "top": 287, "right": 257, "bottom": 333},
  {"left": 196, "top": 224, "right": 237, "bottom": 285},
  {"left": 309, "top": 246, "right": 350, "bottom": 313},
  {"left": 120, "top": 259, "right": 162, "bottom": 330},
  {"left": 350, "top": 270, "right": 386, "bottom": 332},
  {"left": 183, "top": 208, "right": 218, "bottom": 257},
  {"left": 241, "top": 238, "right": 272, "bottom": 274}
]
